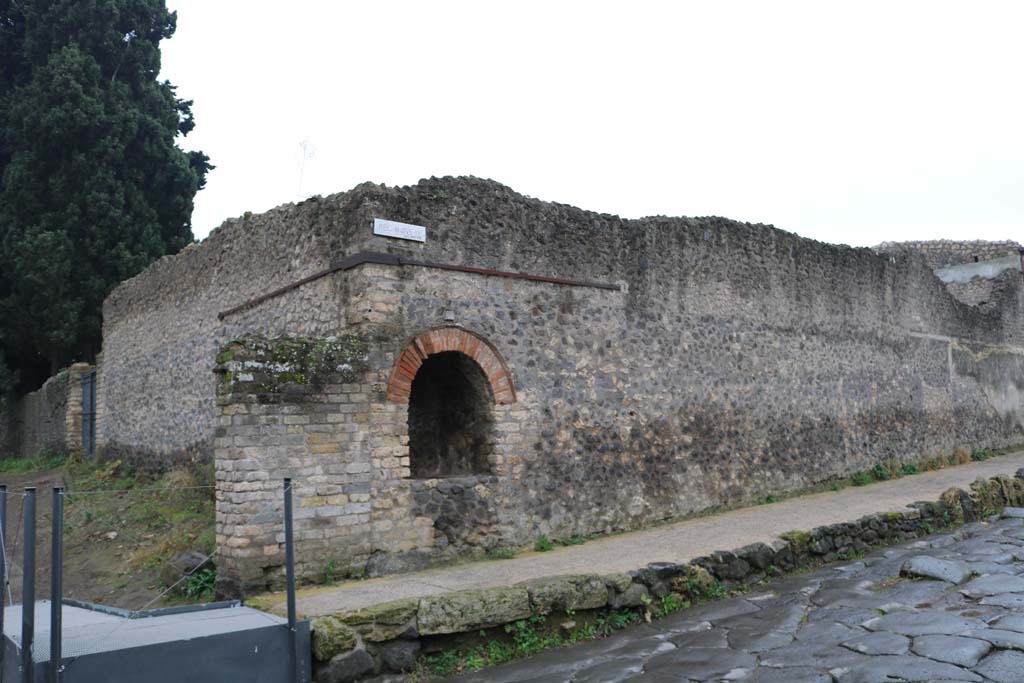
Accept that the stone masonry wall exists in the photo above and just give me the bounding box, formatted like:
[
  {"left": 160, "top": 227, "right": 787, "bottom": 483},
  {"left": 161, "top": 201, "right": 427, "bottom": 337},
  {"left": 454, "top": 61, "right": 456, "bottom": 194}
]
[
  {"left": 0, "top": 363, "right": 92, "bottom": 459},
  {"left": 876, "top": 239, "right": 1021, "bottom": 270},
  {"left": 98, "top": 195, "right": 362, "bottom": 468},
  {"left": 214, "top": 335, "right": 435, "bottom": 593},
  {"left": 102, "top": 177, "right": 1024, "bottom": 583},
  {"left": 0, "top": 372, "right": 66, "bottom": 458},
  {"left": 945, "top": 269, "right": 1019, "bottom": 310}
]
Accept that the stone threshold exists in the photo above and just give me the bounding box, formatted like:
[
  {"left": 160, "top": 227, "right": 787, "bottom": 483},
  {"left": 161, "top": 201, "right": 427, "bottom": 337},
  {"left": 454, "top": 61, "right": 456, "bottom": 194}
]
[{"left": 246, "top": 453, "right": 1024, "bottom": 682}]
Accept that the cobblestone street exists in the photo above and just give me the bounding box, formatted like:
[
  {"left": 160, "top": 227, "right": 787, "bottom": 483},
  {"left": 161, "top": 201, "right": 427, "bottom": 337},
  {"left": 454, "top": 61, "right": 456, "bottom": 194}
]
[{"left": 443, "top": 509, "right": 1024, "bottom": 683}]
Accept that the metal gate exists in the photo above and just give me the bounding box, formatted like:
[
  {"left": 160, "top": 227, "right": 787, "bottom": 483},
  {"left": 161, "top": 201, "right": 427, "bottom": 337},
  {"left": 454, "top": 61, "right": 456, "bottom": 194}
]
[{"left": 81, "top": 369, "right": 96, "bottom": 458}]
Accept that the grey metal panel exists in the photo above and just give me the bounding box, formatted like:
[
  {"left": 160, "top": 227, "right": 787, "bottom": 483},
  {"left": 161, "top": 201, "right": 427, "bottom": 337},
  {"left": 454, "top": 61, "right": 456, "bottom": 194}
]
[
  {"left": 4, "top": 603, "right": 309, "bottom": 682},
  {"left": 56, "top": 621, "right": 310, "bottom": 683}
]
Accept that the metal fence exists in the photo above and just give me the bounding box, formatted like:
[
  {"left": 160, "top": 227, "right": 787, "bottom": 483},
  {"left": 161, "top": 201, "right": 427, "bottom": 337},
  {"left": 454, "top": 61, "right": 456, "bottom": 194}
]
[{"left": 0, "top": 480, "right": 307, "bottom": 683}]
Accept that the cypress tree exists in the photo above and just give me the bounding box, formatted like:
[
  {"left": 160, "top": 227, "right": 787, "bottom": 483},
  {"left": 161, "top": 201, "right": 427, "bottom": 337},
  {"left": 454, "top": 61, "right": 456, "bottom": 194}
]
[{"left": 0, "top": 0, "right": 210, "bottom": 389}]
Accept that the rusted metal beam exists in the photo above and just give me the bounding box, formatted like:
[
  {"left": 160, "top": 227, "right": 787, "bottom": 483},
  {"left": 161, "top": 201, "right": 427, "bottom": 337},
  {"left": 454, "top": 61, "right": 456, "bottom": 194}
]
[{"left": 218, "top": 251, "right": 620, "bottom": 320}]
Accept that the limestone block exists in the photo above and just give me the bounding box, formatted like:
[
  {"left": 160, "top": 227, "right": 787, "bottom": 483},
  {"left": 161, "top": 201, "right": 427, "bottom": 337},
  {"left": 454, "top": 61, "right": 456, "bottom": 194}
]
[
  {"left": 517, "top": 574, "right": 608, "bottom": 614},
  {"left": 417, "top": 587, "right": 531, "bottom": 635},
  {"left": 338, "top": 598, "right": 419, "bottom": 642}
]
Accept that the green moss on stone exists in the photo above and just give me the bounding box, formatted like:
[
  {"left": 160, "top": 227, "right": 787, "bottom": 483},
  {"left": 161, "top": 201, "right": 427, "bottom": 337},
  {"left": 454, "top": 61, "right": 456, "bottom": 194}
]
[
  {"left": 338, "top": 597, "right": 420, "bottom": 642},
  {"left": 216, "top": 335, "right": 369, "bottom": 394},
  {"left": 311, "top": 615, "right": 357, "bottom": 662},
  {"left": 780, "top": 530, "right": 811, "bottom": 553}
]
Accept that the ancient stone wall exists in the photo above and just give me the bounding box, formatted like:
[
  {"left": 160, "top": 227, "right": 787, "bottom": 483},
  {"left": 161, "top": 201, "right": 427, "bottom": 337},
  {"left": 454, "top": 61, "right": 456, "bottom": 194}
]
[
  {"left": 213, "top": 335, "right": 432, "bottom": 592},
  {"left": 944, "top": 269, "right": 1019, "bottom": 310},
  {"left": 876, "top": 239, "right": 1021, "bottom": 269},
  {"left": 0, "top": 363, "right": 94, "bottom": 459},
  {"left": 100, "top": 177, "right": 1024, "bottom": 585},
  {"left": 98, "top": 194, "right": 361, "bottom": 468},
  {"left": 1, "top": 371, "right": 66, "bottom": 458}
]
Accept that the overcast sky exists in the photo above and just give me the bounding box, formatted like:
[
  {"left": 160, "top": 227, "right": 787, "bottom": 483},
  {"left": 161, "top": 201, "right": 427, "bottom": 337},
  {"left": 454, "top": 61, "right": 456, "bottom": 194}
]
[{"left": 162, "top": 1, "right": 1023, "bottom": 248}]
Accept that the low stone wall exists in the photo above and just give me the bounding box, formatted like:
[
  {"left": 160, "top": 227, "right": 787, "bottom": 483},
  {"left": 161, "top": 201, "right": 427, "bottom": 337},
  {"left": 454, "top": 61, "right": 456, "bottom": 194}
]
[{"left": 303, "top": 471, "right": 1024, "bottom": 683}]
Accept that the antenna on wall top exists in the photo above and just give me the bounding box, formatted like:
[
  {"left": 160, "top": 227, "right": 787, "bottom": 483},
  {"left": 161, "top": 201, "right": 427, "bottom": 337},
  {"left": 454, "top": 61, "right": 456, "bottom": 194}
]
[{"left": 297, "top": 138, "right": 316, "bottom": 199}]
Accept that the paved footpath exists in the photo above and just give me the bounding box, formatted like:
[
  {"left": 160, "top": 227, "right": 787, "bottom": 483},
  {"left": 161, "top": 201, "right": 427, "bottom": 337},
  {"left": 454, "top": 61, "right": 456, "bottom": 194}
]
[
  {"left": 440, "top": 510, "right": 1024, "bottom": 683},
  {"left": 272, "top": 452, "right": 1024, "bottom": 618}
]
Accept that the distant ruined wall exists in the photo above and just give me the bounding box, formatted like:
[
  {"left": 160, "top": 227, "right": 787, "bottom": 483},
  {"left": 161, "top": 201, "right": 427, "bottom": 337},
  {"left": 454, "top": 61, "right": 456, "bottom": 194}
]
[
  {"left": 98, "top": 177, "right": 1024, "bottom": 587},
  {"left": 876, "top": 239, "right": 1021, "bottom": 270},
  {"left": 944, "top": 269, "right": 1019, "bottom": 309},
  {"left": 0, "top": 363, "right": 92, "bottom": 459}
]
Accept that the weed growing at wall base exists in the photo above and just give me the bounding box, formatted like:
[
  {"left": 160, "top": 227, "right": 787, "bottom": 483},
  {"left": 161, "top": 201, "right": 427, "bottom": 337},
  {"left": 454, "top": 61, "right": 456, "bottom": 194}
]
[
  {"left": 486, "top": 547, "right": 516, "bottom": 560},
  {"left": 408, "top": 577, "right": 733, "bottom": 681},
  {"left": 0, "top": 449, "right": 64, "bottom": 473}
]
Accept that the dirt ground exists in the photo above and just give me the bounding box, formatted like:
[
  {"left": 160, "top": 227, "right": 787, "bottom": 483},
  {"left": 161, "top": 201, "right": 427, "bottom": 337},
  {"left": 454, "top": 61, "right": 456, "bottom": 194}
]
[{"left": 0, "top": 464, "right": 215, "bottom": 610}]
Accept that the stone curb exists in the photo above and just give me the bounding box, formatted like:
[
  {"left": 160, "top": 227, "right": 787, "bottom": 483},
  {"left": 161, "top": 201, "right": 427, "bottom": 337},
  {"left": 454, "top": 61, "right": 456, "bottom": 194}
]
[{"left": 309, "top": 470, "right": 1024, "bottom": 683}]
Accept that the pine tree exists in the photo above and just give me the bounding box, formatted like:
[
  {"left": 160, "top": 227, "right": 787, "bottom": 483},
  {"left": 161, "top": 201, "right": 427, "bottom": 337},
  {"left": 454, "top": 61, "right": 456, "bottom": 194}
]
[{"left": 0, "top": 0, "right": 210, "bottom": 389}]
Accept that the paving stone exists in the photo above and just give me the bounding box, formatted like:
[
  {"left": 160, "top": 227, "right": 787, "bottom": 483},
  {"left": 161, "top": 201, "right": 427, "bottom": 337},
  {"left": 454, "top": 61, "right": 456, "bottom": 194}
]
[
  {"left": 830, "top": 654, "right": 982, "bottom": 682},
  {"left": 668, "top": 627, "right": 729, "bottom": 649},
  {"left": 980, "top": 592, "right": 1024, "bottom": 608},
  {"left": 953, "top": 605, "right": 1008, "bottom": 623},
  {"left": 666, "top": 598, "right": 760, "bottom": 625},
  {"left": 718, "top": 600, "right": 807, "bottom": 632},
  {"left": 911, "top": 634, "right": 991, "bottom": 667},
  {"left": 727, "top": 627, "right": 794, "bottom": 652},
  {"left": 929, "top": 534, "right": 959, "bottom": 548},
  {"left": 965, "top": 561, "right": 1017, "bottom": 575},
  {"left": 762, "top": 575, "right": 823, "bottom": 598},
  {"left": 642, "top": 647, "right": 757, "bottom": 681},
  {"left": 759, "top": 642, "right": 871, "bottom": 669},
  {"left": 606, "top": 638, "right": 675, "bottom": 661},
  {"left": 861, "top": 611, "right": 985, "bottom": 636},
  {"left": 976, "top": 650, "right": 1024, "bottom": 683},
  {"left": 962, "top": 627, "right": 1024, "bottom": 650},
  {"left": 901, "top": 555, "right": 972, "bottom": 584},
  {"left": 794, "top": 621, "right": 863, "bottom": 644},
  {"left": 746, "top": 667, "right": 832, "bottom": 683},
  {"left": 959, "top": 574, "right": 1024, "bottom": 598},
  {"left": 807, "top": 607, "right": 883, "bottom": 627},
  {"left": 811, "top": 587, "right": 877, "bottom": 609},
  {"left": 882, "top": 579, "right": 954, "bottom": 606},
  {"left": 875, "top": 601, "right": 916, "bottom": 614},
  {"left": 989, "top": 613, "right": 1024, "bottom": 632},
  {"left": 840, "top": 631, "right": 911, "bottom": 655},
  {"left": 571, "top": 658, "right": 645, "bottom": 683}
]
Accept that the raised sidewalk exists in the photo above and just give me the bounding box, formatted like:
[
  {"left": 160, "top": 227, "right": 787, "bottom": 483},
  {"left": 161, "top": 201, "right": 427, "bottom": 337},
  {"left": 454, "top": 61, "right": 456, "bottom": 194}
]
[{"left": 258, "top": 451, "right": 1024, "bottom": 618}]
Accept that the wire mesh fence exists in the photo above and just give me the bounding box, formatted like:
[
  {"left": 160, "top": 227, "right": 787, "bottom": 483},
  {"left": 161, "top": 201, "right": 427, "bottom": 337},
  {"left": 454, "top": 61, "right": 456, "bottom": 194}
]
[{"left": 3, "top": 481, "right": 217, "bottom": 610}]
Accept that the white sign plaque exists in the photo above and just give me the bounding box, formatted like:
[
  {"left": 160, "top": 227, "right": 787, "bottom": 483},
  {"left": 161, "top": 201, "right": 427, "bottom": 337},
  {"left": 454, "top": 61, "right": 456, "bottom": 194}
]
[{"left": 373, "top": 218, "right": 426, "bottom": 242}]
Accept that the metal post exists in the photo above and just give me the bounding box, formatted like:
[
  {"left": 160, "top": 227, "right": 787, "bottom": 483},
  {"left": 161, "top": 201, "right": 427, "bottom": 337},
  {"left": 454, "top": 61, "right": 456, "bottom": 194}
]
[
  {"left": 284, "top": 478, "right": 299, "bottom": 682},
  {"left": 48, "top": 489, "right": 62, "bottom": 683},
  {"left": 0, "top": 485, "right": 7, "bottom": 673},
  {"left": 22, "top": 488, "right": 36, "bottom": 683}
]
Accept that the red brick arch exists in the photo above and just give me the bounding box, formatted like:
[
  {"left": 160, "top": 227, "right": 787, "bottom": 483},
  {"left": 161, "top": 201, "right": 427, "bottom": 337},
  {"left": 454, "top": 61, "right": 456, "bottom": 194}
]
[{"left": 386, "top": 327, "right": 517, "bottom": 405}]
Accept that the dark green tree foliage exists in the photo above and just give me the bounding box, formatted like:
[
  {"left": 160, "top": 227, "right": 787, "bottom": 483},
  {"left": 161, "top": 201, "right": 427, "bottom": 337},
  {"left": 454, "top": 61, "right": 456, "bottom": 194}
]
[{"left": 0, "top": 0, "right": 209, "bottom": 390}]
